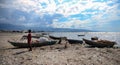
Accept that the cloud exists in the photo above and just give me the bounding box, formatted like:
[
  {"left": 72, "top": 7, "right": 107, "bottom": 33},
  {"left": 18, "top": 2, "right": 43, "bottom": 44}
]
[
  {"left": 0, "top": 0, "right": 107, "bottom": 15},
  {"left": 50, "top": 0, "right": 120, "bottom": 30},
  {"left": 0, "top": 17, "right": 6, "bottom": 21},
  {"left": 51, "top": 18, "right": 91, "bottom": 29},
  {"left": 18, "top": 16, "right": 26, "bottom": 21},
  {"left": 0, "top": 0, "right": 119, "bottom": 17},
  {"left": 0, "top": 0, "right": 120, "bottom": 31}
]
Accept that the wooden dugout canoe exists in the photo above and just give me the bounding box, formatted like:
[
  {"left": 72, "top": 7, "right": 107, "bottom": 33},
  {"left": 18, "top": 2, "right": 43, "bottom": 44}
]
[
  {"left": 49, "top": 35, "right": 83, "bottom": 44},
  {"left": 83, "top": 38, "right": 116, "bottom": 47},
  {"left": 8, "top": 41, "right": 57, "bottom": 48}
]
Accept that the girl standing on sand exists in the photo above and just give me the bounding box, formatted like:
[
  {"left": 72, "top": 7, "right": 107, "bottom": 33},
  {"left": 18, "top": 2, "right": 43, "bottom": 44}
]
[{"left": 27, "top": 30, "right": 32, "bottom": 51}]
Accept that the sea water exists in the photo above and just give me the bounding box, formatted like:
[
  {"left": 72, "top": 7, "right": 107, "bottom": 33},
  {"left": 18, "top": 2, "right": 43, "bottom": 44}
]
[{"left": 49, "top": 32, "right": 120, "bottom": 46}]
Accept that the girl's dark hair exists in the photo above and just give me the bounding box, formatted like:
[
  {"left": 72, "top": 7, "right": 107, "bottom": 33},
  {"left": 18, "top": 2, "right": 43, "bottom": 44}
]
[{"left": 28, "top": 29, "right": 31, "bottom": 33}]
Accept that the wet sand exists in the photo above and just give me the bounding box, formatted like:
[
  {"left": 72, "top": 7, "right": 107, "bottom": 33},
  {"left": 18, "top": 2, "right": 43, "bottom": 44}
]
[{"left": 0, "top": 33, "right": 120, "bottom": 65}]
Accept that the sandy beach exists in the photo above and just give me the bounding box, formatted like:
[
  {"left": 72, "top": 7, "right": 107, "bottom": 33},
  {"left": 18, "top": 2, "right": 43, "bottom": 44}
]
[{"left": 0, "top": 32, "right": 120, "bottom": 65}]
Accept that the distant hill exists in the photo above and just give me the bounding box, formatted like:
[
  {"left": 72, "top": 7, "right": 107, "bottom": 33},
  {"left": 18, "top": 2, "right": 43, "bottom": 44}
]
[
  {"left": 0, "top": 23, "right": 25, "bottom": 30},
  {"left": 0, "top": 23, "right": 94, "bottom": 32},
  {"left": 32, "top": 28, "right": 94, "bottom": 32}
]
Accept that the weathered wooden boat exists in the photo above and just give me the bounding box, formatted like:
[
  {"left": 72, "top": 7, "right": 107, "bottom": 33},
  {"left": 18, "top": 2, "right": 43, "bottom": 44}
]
[
  {"left": 49, "top": 35, "right": 61, "bottom": 40},
  {"left": 68, "top": 39, "right": 83, "bottom": 44},
  {"left": 22, "top": 35, "right": 41, "bottom": 39},
  {"left": 8, "top": 41, "right": 57, "bottom": 48},
  {"left": 78, "top": 34, "right": 85, "bottom": 36},
  {"left": 49, "top": 35, "right": 83, "bottom": 44},
  {"left": 83, "top": 38, "right": 116, "bottom": 47}
]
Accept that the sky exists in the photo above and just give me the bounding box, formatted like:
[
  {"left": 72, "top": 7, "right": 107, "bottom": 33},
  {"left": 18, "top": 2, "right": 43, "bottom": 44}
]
[{"left": 0, "top": 0, "right": 120, "bottom": 31}]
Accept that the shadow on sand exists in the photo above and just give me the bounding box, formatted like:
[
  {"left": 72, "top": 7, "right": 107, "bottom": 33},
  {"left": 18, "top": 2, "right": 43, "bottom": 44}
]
[
  {"left": 7, "top": 47, "right": 29, "bottom": 55},
  {"left": 13, "top": 50, "right": 28, "bottom": 55}
]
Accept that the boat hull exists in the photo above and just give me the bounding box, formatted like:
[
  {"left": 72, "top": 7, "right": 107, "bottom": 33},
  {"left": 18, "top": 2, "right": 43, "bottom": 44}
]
[
  {"left": 49, "top": 35, "right": 61, "bottom": 40},
  {"left": 68, "top": 39, "right": 83, "bottom": 44},
  {"left": 83, "top": 38, "right": 116, "bottom": 47},
  {"left": 49, "top": 35, "right": 83, "bottom": 44},
  {"left": 8, "top": 41, "right": 57, "bottom": 48}
]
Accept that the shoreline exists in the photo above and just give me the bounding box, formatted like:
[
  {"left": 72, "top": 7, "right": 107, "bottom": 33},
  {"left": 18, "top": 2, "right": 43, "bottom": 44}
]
[{"left": 0, "top": 33, "right": 120, "bottom": 65}]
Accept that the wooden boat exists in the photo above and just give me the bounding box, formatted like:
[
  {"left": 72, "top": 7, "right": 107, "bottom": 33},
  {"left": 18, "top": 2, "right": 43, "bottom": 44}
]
[
  {"left": 8, "top": 41, "right": 57, "bottom": 48},
  {"left": 49, "top": 35, "right": 83, "bottom": 44},
  {"left": 83, "top": 38, "right": 116, "bottom": 47},
  {"left": 49, "top": 35, "right": 61, "bottom": 40},
  {"left": 22, "top": 35, "right": 41, "bottom": 39},
  {"left": 78, "top": 34, "right": 85, "bottom": 36},
  {"left": 68, "top": 39, "right": 83, "bottom": 44}
]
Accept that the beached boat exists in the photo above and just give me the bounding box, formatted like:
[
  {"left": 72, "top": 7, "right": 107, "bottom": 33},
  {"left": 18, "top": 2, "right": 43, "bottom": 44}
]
[
  {"left": 22, "top": 35, "right": 41, "bottom": 38},
  {"left": 78, "top": 34, "right": 85, "bottom": 36},
  {"left": 49, "top": 35, "right": 61, "bottom": 40},
  {"left": 8, "top": 41, "right": 57, "bottom": 48},
  {"left": 68, "top": 39, "right": 83, "bottom": 44},
  {"left": 49, "top": 35, "right": 83, "bottom": 44},
  {"left": 83, "top": 38, "right": 116, "bottom": 47}
]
